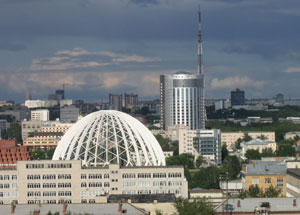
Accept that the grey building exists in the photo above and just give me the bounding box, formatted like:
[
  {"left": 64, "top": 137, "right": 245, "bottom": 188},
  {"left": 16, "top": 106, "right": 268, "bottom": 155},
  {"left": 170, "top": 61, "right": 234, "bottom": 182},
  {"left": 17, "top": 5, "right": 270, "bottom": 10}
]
[
  {"left": 60, "top": 105, "right": 79, "bottom": 123},
  {"left": 0, "top": 119, "right": 7, "bottom": 139},
  {"left": 109, "top": 94, "right": 123, "bottom": 111},
  {"left": 231, "top": 88, "right": 245, "bottom": 106},
  {"left": 160, "top": 72, "right": 205, "bottom": 130},
  {"left": 193, "top": 129, "right": 221, "bottom": 165}
]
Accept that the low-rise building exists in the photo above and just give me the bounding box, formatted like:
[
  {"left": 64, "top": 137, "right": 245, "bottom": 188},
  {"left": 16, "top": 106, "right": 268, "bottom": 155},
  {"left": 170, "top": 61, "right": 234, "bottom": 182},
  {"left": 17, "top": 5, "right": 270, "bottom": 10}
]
[
  {"left": 240, "top": 139, "right": 277, "bottom": 158},
  {"left": 285, "top": 131, "right": 300, "bottom": 140},
  {"left": 23, "top": 132, "right": 63, "bottom": 147},
  {"left": 60, "top": 105, "right": 79, "bottom": 123},
  {"left": 21, "top": 121, "right": 44, "bottom": 141},
  {"left": 241, "top": 161, "right": 286, "bottom": 196},
  {"left": 219, "top": 179, "right": 243, "bottom": 196},
  {"left": 0, "top": 160, "right": 188, "bottom": 205},
  {"left": 221, "top": 131, "right": 275, "bottom": 151},
  {"left": 0, "top": 140, "right": 31, "bottom": 168}
]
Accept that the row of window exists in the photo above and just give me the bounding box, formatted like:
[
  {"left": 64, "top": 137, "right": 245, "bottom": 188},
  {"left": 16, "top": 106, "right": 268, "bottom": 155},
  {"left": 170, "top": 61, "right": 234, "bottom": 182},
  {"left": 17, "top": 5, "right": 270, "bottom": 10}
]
[
  {"left": 0, "top": 192, "right": 18, "bottom": 198},
  {"left": 81, "top": 190, "right": 108, "bottom": 197},
  {"left": 0, "top": 175, "right": 17, "bottom": 180},
  {"left": 27, "top": 200, "right": 72, "bottom": 204},
  {"left": 81, "top": 182, "right": 110, "bottom": 188},
  {"left": 26, "top": 163, "right": 72, "bottom": 169},
  {"left": 81, "top": 174, "right": 109, "bottom": 179},
  {"left": 122, "top": 181, "right": 182, "bottom": 187},
  {"left": 123, "top": 173, "right": 182, "bottom": 179},
  {"left": 123, "top": 189, "right": 182, "bottom": 195}
]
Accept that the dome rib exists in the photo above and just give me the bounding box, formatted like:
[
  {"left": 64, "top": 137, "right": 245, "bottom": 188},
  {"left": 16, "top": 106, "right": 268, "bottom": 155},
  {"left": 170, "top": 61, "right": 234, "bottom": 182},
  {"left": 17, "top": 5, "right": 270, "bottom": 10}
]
[{"left": 53, "top": 110, "right": 166, "bottom": 167}]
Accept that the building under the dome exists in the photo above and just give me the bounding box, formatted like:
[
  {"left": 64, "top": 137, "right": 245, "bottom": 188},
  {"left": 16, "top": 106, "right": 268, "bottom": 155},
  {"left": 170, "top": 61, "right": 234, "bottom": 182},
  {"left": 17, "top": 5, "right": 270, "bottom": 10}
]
[{"left": 53, "top": 110, "right": 166, "bottom": 167}]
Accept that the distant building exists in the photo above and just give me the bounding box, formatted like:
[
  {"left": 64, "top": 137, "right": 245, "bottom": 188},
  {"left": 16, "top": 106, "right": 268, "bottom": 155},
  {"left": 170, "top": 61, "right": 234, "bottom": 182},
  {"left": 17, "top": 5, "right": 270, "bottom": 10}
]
[
  {"left": 214, "top": 99, "right": 230, "bottom": 110},
  {"left": 275, "top": 93, "right": 284, "bottom": 102},
  {"left": 0, "top": 120, "right": 7, "bottom": 139},
  {"left": 124, "top": 93, "right": 138, "bottom": 110},
  {"left": 178, "top": 128, "right": 197, "bottom": 155},
  {"left": 285, "top": 131, "right": 300, "bottom": 140},
  {"left": 0, "top": 110, "right": 30, "bottom": 122},
  {"left": 31, "top": 109, "right": 49, "bottom": 122},
  {"left": 241, "top": 161, "right": 286, "bottom": 196},
  {"left": 240, "top": 139, "right": 277, "bottom": 158},
  {"left": 21, "top": 121, "right": 44, "bottom": 141},
  {"left": 23, "top": 132, "right": 63, "bottom": 148},
  {"left": 55, "top": 89, "right": 65, "bottom": 100},
  {"left": 60, "top": 105, "right": 79, "bottom": 123},
  {"left": 168, "top": 124, "right": 191, "bottom": 142},
  {"left": 193, "top": 129, "right": 222, "bottom": 165},
  {"left": 231, "top": 88, "right": 245, "bottom": 106},
  {"left": 160, "top": 71, "right": 205, "bottom": 130},
  {"left": 0, "top": 140, "right": 31, "bottom": 168},
  {"left": 109, "top": 94, "right": 123, "bottom": 111},
  {"left": 221, "top": 131, "right": 275, "bottom": 151},
  {"left": 219, "top": 179, "right": 243, "bottom": 196}
]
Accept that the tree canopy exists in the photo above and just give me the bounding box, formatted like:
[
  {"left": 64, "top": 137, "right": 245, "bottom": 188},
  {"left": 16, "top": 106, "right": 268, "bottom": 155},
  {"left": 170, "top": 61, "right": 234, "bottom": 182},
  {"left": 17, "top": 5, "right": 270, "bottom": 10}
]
[{"left": 174, "top": 198, "right": 215, "bottom": 215}]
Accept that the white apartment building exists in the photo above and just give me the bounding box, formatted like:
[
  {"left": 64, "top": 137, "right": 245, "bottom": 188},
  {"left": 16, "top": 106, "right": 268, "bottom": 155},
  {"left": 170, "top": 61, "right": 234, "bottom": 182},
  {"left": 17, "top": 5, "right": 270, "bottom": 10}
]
[
  {"left": 0, "top": 160, "right": 188, "bottom": 205},
  {"left": 221, "top": 131, "right": 275, "bottom": 151},
  {"left": 178, "top": 129, "right": 197, "bottom": 155},
  {"left": 240, "top": 139, "right": 277, "bottom": 158},
  {"left": 31, "top": 109, "right": 49, "bottom": 122}
]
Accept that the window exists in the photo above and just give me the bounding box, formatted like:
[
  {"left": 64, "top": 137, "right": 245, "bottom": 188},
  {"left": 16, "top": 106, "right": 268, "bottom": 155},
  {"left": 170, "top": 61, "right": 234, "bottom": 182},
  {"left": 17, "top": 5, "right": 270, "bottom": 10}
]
[
  {"left": 265, "top": 178, "right": 271, "bottom": 184},
  {"left": 252, "top": 179, "right": 259, "bottom": 184},
  {"left": 81, "top": 182, "right": 87, "bottom": 188},
  {"left": 81, "top": 174, "right": 87, "bottom": 179}
]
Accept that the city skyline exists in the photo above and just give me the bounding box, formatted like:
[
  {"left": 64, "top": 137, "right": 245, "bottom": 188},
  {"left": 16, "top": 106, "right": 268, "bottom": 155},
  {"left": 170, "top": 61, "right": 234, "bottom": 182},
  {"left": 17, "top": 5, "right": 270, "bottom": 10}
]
[{"left": 1, "top": 0, "right": 300, "bottom": 102}]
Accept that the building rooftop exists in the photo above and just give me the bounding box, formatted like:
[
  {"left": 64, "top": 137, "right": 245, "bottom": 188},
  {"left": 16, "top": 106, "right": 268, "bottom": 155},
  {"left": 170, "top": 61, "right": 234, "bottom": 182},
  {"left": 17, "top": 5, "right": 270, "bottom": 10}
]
[
  {"left": 243, "top": 139, "right": 274, "bottom": 146},
  {"left": 215, "top": 198, "right": 300, "bottom": 213},
  {"left": 0, "top": 203, "right": 147, "bottom": 215},
  {"left": 244, "top": 161, "right": 286, "bottom": 175}
]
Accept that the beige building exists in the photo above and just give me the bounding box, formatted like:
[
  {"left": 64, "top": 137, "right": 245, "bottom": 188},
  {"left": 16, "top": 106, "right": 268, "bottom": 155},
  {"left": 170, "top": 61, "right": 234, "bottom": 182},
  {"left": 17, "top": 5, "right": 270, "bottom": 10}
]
[
  {"left": 178, "top": 129, "right": 197, "bottom": 155},
  {"left": 0, "top": 160, "right": 188, "bottom": 205},
  {"left": 285, "top": 131, "right": 300, "bottom": 140},
  {"left": 221, "top": 131, "right": 275, "bottom": 150},
  {"left": 31, "top": 109, "right": 49, "bottom": 122},
  {"left": 23, "top": 134, "right": 62, "bottom": 147},
  {"left": 240, "top": 139, "right": 277, "bottom": 158},
  {"left": 242, "top": 161, "right": 286, "bottom": 196},
  {"left": 41, "top": 123, "right": 73, "bottom": 133}
]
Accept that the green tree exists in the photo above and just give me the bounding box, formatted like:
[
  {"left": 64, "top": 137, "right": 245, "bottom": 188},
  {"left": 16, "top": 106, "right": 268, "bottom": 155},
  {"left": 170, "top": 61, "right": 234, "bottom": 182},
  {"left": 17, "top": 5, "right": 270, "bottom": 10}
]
[
  {"left": 264, "top": 185, "right": 281, "bottom": 197},
  {"left": 155, "top": 134, "right": 170, "bottom": 151},
  {"left": 32, "top": 148, "right": 56, "bottom": 160},
  {"left": 174, "top": 198, "right": 215, "bottom": 215},
  {"left": 221, "top": 155, "right": 241, "bottom": 180},
  {"left": 245, "top": 149, "right": 261, "bottom": 160},
  {"left": 189, "top": 166, "right": 220, "bottom": 189},
  {"left": 7, "top": 123, "right": 22, "bottom": 144},
  {"left": 235, "top": 138, "right": 242, "bottom": 150},
  {"left": 276, "top": 144, "right": 295, "bottom": 156},
  {"left": 195, "top": 156, "right": 204, "bottom": 168},
  {"left": 221, "top": 144, "right": 228, "bottom": 162},
  {"left": 243, "top": 133, "right": 252, "bottom": 142},
  {"left": 166, "top": 154, "right": 194, "bottom": 169},
  {"left": 247, "top": 184, "right": 263, "bottom": 197},
  {"left": 261, "top": 148, "right": 275, "bottom": 157},
  {"left": 258, "top": 134, "right": 267, "bottom": 140}
]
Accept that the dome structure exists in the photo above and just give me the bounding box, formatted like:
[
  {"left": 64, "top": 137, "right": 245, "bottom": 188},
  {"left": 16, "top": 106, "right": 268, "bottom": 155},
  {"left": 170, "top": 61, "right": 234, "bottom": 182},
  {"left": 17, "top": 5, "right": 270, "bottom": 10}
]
[{"left": 53, "top": 110, "right": 165, "bottom": 167}]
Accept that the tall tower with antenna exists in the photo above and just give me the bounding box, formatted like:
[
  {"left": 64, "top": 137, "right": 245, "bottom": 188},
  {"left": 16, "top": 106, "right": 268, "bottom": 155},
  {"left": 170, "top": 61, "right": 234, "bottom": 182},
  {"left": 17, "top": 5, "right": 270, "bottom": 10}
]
[{"left": 198, "top": 6, "right": 205, "bottom": 129}]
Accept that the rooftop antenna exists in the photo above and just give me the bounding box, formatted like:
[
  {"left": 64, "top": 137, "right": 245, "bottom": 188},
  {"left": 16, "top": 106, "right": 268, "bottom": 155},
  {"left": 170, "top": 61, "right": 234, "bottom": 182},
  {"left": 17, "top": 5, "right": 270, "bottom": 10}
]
[{"left": 198, "top": 5, "right": 204, "bottom": 75}]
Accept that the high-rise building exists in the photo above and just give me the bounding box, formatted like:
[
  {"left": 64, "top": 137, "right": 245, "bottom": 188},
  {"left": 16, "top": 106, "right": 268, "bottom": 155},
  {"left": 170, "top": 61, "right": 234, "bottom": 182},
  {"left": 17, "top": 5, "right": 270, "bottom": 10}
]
[
  {"left": 55, "top": 89, "right": 65, "bottom": 100},
  {"left": 60, "top": 105, "right": 79, "bottom": 123},
  {"left": 124, "top": 93, "right": 138, "bottom": 110},
  {"left": 160, "top": 72, "right": 204, "bottom": 130},
  {"left": 231, "top": 88, "right": 245, "bottom": 106},
  {"left": 109, "top": 94, "right": 123, "bottom": 111},
  {"left": 160, "top": 8, "right": 205, "bottom": 130}
]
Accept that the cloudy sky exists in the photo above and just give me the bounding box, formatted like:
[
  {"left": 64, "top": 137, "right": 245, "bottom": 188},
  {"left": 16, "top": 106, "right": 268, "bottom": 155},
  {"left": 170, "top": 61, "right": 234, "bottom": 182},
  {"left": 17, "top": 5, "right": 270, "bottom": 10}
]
[{"left": 1, "top": 0, "right": 300, "bottom": 102}]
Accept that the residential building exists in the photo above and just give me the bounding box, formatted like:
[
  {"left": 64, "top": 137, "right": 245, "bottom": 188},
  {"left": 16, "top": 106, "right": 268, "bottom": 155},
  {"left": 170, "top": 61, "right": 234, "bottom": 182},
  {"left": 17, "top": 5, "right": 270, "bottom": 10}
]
[
  {"left": 240, "top": 139, "right": 277, "bottom": 158},
  {"left": 109, "top": 94, "right": 123, "bottom": 111},
  {"left": 285, "top": 131, "right": 300, "bottom": 140},
  {"left": 178, "top": 128, "right": 197, "bottom": 155},
  {"left": 241, "top": 161, "right": 286, "bottom": 196},
  {"left": 193, "top": 129, "right": 222, "bottom": 165},
  {"left": 0, "top": 160, "right": 188, "bottom": 204},
  {"left": 221, "top": 131, "right": 275, "bottom": 151},
  {"left": 219, "top": 179, "right": 243, "bottom": 196},
  {"left": 41, "top": 122, "right": 73, "bottom": 133},
  {"left": 21, "top": 121, "right": 44, "bottom": 141},
  {"left": 31, "top": 109, "right": 49, "bottom": 122},
  {"left": 168, "top": 124, "right": 191, "bottom": 142},
  {"left": 60, "top": 105, "right": 79, "bottom": 123},
  {"left": 0, "top": 140, "right": 31, "bottom": 168},
  {"left": 0, "top": 120, "right": 7, "bottom": 139},
  {"left": 231, "top": 88, "right": 245, "bottom": 106},
  {"left": 0, "top": 110, "right": 30, "bottom": 122},
  {"left": 23, "top": 132, "right": 63, "bottom": 148},
  {"left": 124, "top": 93, "right": 138, "bottom": 110}
]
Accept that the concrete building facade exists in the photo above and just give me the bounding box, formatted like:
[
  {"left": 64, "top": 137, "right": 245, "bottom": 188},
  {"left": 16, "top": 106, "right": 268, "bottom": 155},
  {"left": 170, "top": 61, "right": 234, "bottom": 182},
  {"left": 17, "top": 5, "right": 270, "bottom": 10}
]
[
  {"left": 31, "top": 109, "right": 49, "bottom": 122},
  {"left": 0, "top": 160, "right": 188, "bottom": 205},
  {"left": 60, "top": 105, "right": 79, "bottom": 123}
]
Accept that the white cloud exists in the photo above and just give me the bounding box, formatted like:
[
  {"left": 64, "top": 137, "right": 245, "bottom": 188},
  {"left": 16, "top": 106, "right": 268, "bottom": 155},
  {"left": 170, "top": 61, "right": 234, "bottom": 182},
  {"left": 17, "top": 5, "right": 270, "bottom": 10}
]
[
  {"left": 30, "top": 48, "right": 161, "bottom": 71},
  {"left": 210, "top": 76, "right": 265, "bottom": 89},
  {"left": 284, "top": 67, "right": 300, "bottom": 73}
]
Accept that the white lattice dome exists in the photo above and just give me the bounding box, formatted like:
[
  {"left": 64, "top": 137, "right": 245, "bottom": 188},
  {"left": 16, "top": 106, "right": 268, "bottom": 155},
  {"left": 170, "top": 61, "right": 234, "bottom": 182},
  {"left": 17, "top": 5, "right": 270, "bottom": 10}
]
[{"left": 52, "top": 110, "right": 165, "bottom": 167}]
